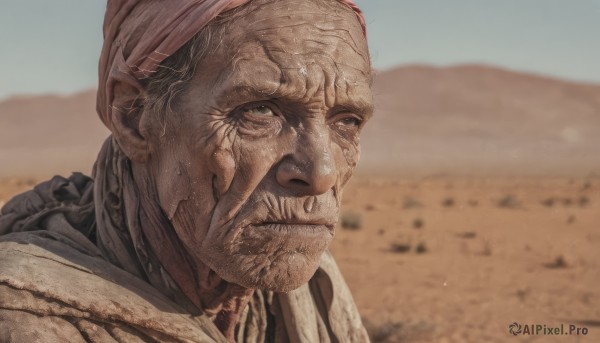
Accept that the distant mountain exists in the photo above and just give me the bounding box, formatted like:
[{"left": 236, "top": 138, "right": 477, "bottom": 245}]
[
  {"left": 1, "top": 64, "right": 599, "bottom": 177},
  {"left": 360, "top": 64, "right": 600, "bottom": 175},
  {"left": 0, "top": 90, "right": 108, "bottom": 177}
]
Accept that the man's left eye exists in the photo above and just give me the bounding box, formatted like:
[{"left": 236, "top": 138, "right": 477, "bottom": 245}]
[
  {"left": 335, "top": 116, "right": 362, "bottom": 128},
  {"left": 244, "top": 105, "right": 275, "bottom": 117}
]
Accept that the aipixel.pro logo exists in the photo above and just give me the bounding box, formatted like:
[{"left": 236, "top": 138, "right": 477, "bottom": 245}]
[{"left": 508, "top": 322, "right": 589, "bottom": 336}]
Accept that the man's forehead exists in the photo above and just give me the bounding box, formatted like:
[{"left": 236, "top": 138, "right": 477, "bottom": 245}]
[
  {"left": 219, "top": 0, "right": 370, "bottom": 71},
  {"left": 183, "top": 0, "right": 372, "bottom": 111},
  {"left": 208, "top": 37, "right": 372, "bottom": 111}
]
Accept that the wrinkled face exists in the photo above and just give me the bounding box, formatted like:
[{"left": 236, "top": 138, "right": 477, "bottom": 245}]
[{"left": 147, "top": 0, "right": 372, "bottom": 291}]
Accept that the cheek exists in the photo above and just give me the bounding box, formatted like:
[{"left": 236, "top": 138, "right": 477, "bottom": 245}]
[
  {"left": 151, "top": 124, "right": 225, "bottom": 247},
  {"left": 235, "top": 140, "right": 282, "bottom": 193},
  {"left": 153, "top": 147, "right": 194, "bottom": 220},
  {"left": 332, "top": 134, "right": 361, "bottom": 185},
  {"left": 207, "top": 134, "right": 288, "bottom": 230}
]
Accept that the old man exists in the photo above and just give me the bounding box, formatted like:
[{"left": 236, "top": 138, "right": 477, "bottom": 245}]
[{"left": 0, "top": 0, "right": 373, "bottom": 341}]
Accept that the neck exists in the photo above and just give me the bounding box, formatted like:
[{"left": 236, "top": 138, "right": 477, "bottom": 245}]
[{"left": 131, "top": 164, "right": 253, "bottom": 341}]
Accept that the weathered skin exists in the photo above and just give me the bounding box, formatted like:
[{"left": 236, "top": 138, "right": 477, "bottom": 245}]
[{"left": 109, "top": 0, "right": 373, "bottom": 339}]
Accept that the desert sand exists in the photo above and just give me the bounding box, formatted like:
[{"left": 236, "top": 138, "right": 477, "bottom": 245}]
[{"left": 334, "top": 175, "right": 599, "bottom": 342}]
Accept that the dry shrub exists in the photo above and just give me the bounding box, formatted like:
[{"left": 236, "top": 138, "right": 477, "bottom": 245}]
[
  {"left": 544, "top": 255, "right": 568, "bottom": 269},
  {"left": 578, "top": 196, "right": 590, "bottom": 207},
  {"left": 363, "top": 320, "right": 403, "bottom": 343},
  {"left": 364, "top": 319, "right": 434, "bottom": 343},
  {"left": 468, "top": 199, "right": 479, "bottom": 207},
  {"left": 441, "top": 197, "right": 455, "bottom": 207},
  {"left": 582, "top": 181, "right": 592, "bottom": 191},
  {"left": 415, "top": 241, "right": 427, "bottom": 254},
  {"left": 541, "top": 198, "right": 555, "bottom": 207},
  {"left": 340, "top": 211, "right": 362, "bottom": 230},
  {"left": 10, "top": 178, "right": 36, "bottom": 187},
  {"left": 390, "top": 243, "right": 411, "bottom": 254},
  {"left": 412, "top": 218, "right": 424, "bottom": 229},
  {"left": 403, "top": 196, "right": 423, "bottom": 209},
  {"left": 516, "top": 287, "right": 529, "bottom": 302},
  {"left": 581, "top": 293, "right": 592, "bottom": 305},
  {"left": 498, "top": 194, "right": 521, "bottom": 209},
  {"left": 481, "top": 240, "right": 492, "bottom": 256},
  {"left": 365, "top": 204, "right": 377, "bottom": 211},
  {"left": 456, "top": 231, "right": 477, "bottom": 239}
]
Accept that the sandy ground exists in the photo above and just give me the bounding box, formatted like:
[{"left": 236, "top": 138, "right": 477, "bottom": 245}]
[
  {"left": 1, "top": 174, "right": 599, "bottom": 343},
  {"left": 333, "top": 175, "right": 600, "bottom": 343}
]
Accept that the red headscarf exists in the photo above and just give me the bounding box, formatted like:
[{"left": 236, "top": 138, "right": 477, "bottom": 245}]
[{"left": 96, "top": 0, "right": 366, "bottom": 130}]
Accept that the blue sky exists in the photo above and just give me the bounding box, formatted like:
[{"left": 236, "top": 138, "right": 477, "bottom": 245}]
[{"left": 1, "top": 0, "right": 599, "bottom": 100}]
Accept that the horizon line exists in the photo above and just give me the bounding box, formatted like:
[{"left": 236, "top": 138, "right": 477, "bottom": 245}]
[{"left": 2, "top": 61, "right": 599, "bottom": 102}]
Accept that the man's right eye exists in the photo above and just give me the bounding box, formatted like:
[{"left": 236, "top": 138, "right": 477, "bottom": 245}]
[
  {"left": 234, "top": 102, "right": 282, "bottom": 138},
  {"left": 243, "top": 105, "right": 276, "bottom": 117}
]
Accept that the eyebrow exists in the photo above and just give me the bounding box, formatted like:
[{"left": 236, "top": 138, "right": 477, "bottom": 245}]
[{"left": 214, "top": 81, "right": 374, "bottom": 118}]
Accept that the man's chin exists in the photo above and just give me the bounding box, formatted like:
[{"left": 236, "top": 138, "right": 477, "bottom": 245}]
[
  {"left": 199, "top": 247, "right": 328, "bottom": 292},
  {"left": 199, "top": 221, "right": 333, "bottom": 290},
  {"left": 238, "top": 253, "right": 323, "bottom": 292},
  {"left": 207, "top": 253, "right": 322, "bottom": 292}
]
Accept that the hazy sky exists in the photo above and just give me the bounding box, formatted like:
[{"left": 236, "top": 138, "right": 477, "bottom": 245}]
[{"left": 1, "top": 0, "right": 599, "bottom": 100}]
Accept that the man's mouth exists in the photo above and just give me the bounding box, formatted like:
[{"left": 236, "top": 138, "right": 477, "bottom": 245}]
[{"left": 249, "top": 222, "right": 334, "bottom": 238}]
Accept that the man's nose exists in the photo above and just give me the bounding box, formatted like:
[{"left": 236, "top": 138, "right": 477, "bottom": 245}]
[{"left": 276, "top": 130, "right": 337, "bottom": 196}]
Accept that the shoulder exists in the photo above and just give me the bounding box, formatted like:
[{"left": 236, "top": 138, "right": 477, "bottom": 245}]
[
  {"left": 0, "top": 173, "right": 95, "bottom": 237},
  {"left": 0, "top": 308, "right": 87, "bottom": 343},
  {"left": 0, "top": 232, "right": 226, "bottom": 343}
]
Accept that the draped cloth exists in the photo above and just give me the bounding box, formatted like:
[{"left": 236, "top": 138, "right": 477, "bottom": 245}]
[
  {"left": 0, "top": 137, "right": 369, "bottom": 342},
  {"left": 97, "top": 0, "right": 366, "bottom": 130}
]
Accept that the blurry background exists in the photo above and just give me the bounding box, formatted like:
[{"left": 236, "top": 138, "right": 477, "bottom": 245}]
[{"left": 0, "top": 1, "right": 599, "bottom": 342}]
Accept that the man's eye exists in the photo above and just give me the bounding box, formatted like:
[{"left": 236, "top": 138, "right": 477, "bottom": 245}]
[
  {"left": 335, "top": 116, "right": 362, "bottom": 127},
  {"left": 244, "top": 105, "right": 275, "bottom": 117}
]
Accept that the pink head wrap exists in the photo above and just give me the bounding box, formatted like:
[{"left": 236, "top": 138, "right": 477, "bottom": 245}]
[{"left": 97, "top": 0, "right": 366, "bottom": 130}]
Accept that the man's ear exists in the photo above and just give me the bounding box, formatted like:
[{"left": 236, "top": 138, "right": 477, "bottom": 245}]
[{"left": 110, "top": 78, "right": 150, "bottom": 164}]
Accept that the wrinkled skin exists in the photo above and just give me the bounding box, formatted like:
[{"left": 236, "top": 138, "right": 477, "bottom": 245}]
[{"left": 116, "top": 0, "right": 372, "bottom": 339}]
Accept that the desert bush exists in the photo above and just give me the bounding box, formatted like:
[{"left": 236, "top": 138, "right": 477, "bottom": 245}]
[
  {"left": 541, "top": 198, "right": 555, "bottom": 207},
  {"left": 515, "top": 287, "right": 529, "bottom": 302},
  {"left": 415, "top": 241, "right": 427, "bottom": 254},
  {"left": 578, "top": 196, "right": 590, "bottom": 207},
  {"left": 412, "top": 218, "right": 424, "bottom": 229},
  {"left": 468, "top": 199, "right": 479, "bottom": 207},
  {"left": 403, "top": 196, "right": 423, "bottom": 209},
  {"left": 544, "top": 255, "right": 568, "bottom": 269},
  {"left": 364, "top": 319, "right": 434, "bottom": 343},
  {"left": 11, "top": 178, "right": 36, "bottom": 187},
  {"left": 364, "top": 204, "right": 376, "bottom": 211},
  {"left": 497, "top": 194, "right": 521, "bottom": 209},
  {"left": 441, "top": 197, "right": 455, "bottom": 207},
  {"left": 456, "top": 231, "right": 477, "bottom": 239},
  {"left": 340, "top": 211, "right": 362, "bottom": 230},
  {"left": 481, "top": 240, "right": 492, "bottom": 256},
  {"left": 390, "top": 242, "right": 411, "bottom": 254},
  {"left": 363, "top": 319, "right": 403, "bottom": 343}
]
